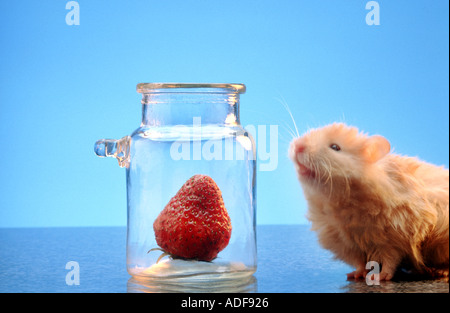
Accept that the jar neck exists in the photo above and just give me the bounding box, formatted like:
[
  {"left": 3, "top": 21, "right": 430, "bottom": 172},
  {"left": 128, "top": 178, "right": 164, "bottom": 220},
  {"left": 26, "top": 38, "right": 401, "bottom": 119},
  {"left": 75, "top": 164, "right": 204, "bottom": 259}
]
[{"left": 140, "top": 92, "right": 241, "bottom": 127}]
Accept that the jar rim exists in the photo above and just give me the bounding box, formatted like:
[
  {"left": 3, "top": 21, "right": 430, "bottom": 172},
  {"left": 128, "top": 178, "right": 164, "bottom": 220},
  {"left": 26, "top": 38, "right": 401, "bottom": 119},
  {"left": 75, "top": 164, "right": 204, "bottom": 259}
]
[{"left": 136, "top": 83, "right": 246, "bottom": 94}]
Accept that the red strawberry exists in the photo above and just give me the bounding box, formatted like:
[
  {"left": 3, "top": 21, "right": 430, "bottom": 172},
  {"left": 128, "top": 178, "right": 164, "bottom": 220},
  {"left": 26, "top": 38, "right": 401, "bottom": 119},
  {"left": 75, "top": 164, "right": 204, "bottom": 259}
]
[{"left": 152, "top": 174, "right": 232, "bottom": 262}]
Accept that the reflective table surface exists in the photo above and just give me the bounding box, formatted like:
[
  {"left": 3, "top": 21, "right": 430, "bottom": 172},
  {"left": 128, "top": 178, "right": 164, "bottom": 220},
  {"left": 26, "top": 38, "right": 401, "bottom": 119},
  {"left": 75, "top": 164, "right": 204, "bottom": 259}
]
[{"left": 0, "top": 225, "right": 448, "bottom": 293}]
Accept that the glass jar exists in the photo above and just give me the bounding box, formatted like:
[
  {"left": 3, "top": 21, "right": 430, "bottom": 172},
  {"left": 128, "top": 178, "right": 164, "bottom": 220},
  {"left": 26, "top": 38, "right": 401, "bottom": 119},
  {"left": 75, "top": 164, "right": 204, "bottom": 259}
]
[{"left": 94, "top": 83, "right": 256, "bottom": 284}]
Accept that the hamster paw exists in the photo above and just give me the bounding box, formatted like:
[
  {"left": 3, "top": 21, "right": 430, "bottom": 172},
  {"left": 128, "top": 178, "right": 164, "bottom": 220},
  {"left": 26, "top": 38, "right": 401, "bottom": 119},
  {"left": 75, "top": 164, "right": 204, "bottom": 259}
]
[
  {"left": 346, "top": 268, "right": 368, "bottom": 280},
  {"left": 428, "top": 268, "right": 449, "bottom": 278},
  {"left": 436, "top": 269, "right": 449, "bottom": 278},
  {"left": 379, "top": 270, "right": 394, "bottom": 281}
]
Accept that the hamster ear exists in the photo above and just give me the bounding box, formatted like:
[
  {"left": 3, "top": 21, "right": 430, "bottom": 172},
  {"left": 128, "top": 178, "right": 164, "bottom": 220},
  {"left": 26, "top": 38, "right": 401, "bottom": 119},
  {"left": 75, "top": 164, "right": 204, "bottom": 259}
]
[{"left": 363, "top": 135, "right": 391, "bottom": 163}]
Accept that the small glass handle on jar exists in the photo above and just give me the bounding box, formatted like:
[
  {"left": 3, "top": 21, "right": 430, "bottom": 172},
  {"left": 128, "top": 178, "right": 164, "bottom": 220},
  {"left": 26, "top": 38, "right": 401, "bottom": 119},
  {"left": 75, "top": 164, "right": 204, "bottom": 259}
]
[{"left": 94, "top": 136, "right": 131, "bottom": 168}]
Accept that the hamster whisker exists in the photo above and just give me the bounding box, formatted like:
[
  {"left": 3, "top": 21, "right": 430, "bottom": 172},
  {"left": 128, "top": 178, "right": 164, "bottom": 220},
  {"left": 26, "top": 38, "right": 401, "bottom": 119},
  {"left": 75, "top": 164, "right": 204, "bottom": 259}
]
[
  {"left": 242, "top": 107, "right": 299, "bottom": 143},
  {"left": 313, "top": 161, "right": 323, "bottom": 185},
  {"left": 318, "top": 160, "right": 329, "bottom": 184},
  {"left": 275, "top": 96, "right": 300, "bottom": 138},
  {"left": 334, "top": 162, "right": 351, "bottom": 198},
  {"left": 278, "top": 130, "right": 296, "bottom": 145},
  {"left": 324, "top": 159, "right": 334, "bottom": 199},
  {"left": 281, "top": 123, "right": 298, "bottom": 141}
]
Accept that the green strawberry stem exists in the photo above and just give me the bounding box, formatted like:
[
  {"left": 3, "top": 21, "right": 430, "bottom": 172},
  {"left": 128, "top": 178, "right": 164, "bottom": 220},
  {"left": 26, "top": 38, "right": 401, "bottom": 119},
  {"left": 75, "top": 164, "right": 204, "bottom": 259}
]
[
  {"left": 147, "top": 247, "right": 171, "bottom": 263},
  {"left": 147, "top": 247, "right": 217, "bottom": 264}
]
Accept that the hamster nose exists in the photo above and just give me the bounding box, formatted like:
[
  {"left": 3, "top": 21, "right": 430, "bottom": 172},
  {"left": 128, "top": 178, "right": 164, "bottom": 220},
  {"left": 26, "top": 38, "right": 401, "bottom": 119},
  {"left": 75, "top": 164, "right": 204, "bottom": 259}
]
[{"left": 295, "top": 144, "right": 306, "bottom": 154}]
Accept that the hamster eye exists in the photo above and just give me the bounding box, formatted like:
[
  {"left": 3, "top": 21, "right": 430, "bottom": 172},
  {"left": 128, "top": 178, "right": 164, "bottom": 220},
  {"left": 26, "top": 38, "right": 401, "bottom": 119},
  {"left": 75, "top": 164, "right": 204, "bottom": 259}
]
[{"left": 330, "top": 143, "right": 341, "bottom": 151}]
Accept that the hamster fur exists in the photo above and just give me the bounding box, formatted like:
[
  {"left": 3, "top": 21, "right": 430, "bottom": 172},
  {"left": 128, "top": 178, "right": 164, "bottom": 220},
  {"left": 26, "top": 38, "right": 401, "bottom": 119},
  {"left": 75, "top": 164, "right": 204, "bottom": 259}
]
[{"left": 289, "top": 123, "right": 449, "bottom": 280}]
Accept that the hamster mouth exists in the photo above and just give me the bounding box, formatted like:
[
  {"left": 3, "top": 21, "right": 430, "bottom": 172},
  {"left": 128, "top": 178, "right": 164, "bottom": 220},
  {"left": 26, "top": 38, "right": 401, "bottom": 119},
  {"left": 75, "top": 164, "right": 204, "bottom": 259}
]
[{"left": 298, "top": 163, "right": 316, "bottom": 179}]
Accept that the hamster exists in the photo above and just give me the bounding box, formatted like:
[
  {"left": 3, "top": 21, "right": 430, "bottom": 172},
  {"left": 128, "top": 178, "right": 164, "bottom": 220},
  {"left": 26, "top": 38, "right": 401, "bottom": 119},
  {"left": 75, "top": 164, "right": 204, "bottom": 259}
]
[{"left": 289, "top": 123, "right": 449, "bottom": 281}]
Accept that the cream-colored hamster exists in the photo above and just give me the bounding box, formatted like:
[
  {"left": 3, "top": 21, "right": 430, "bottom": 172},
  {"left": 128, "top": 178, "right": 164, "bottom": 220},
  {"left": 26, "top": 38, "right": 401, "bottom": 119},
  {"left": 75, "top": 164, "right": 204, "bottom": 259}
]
[{"left": 289, "top": 123, "right": 449, "bottom": 280}]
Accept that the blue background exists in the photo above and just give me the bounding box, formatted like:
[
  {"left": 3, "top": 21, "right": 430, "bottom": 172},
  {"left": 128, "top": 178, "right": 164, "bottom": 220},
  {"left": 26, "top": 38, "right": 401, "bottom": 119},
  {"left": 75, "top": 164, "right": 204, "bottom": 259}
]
[{"left": 1, "top": 0, "right": 448, "bottom": 228}]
